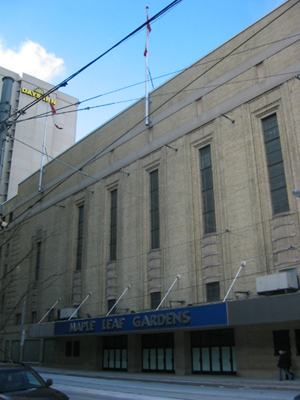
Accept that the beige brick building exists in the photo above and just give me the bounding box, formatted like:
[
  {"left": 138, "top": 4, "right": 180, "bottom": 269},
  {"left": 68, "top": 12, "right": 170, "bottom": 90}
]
[{"left": 0, "top": 0, "right": 300, "bottom": 378}]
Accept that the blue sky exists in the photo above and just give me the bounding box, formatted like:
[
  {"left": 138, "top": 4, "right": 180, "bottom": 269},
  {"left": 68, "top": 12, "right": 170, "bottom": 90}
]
[{"left": 0, "top": 0, "right": 284, "bottom": 141}]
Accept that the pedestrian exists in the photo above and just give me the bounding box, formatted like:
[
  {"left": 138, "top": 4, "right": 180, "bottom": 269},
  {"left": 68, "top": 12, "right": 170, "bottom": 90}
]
[
  {"left": 285, "top": 352, "right": 294, "bottom": 380},
  {"left": 277, "top": 350, "right": 294, "bottom": 381}
]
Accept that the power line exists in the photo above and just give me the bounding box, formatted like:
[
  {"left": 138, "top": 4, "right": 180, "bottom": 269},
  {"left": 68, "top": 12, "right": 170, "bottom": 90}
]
[
  {"left": 2, "top": 0, "right": 183, "bottom": 126},
  {"left": 11, "top": 32, "right": 300, "bottom": 127},
  {"left": 12, "top": 70, "right": 300, "bottom": 126}
]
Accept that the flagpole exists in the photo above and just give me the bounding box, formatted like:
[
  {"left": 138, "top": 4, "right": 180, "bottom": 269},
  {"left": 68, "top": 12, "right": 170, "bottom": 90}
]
[
  {"left": 145, "top": 5, "right": 150, "bottom": 126},
  {"left": 38, "top": 102, "right": 48, "bottom": 192}
]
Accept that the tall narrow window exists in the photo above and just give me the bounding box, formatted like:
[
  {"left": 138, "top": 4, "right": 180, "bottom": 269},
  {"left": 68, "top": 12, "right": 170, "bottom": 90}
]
[
  {"left": 35, "top": 242, "right": 41, "bottom": 281},
  {"left": 32, "top": 311, "right": 37, "bottom": 324},
  {"left": 76, "top": 205, "right": 84, "bottom": 270},
  {"left": 150, "top": 170, "right": 160, "bottom": 249},
  {"left": 262, "top": 114, "right": 289, "bottom": 215},
  {"left": 110, "top": 189, "right": 117, "bottom": 261},
  {"left": 272, "top": 330, "right": 290, "bottom": 355},
  {"left": 150, "top": 292, "right": 161, "bottom": 310},
  {"left": 206, "top": 282, "right": 220, "bottom": 303},
  {"left": 1, "top": 295, "right": 4, "bottom": 313},
  {"left": 107, "top": 299, "right": 116, "bottom": 315},
  {"left": 200, "top": 146, "right": 216, "bottom": 234},
  {"left": 66, "top": 341, "right": 80, "bottom": 357}
]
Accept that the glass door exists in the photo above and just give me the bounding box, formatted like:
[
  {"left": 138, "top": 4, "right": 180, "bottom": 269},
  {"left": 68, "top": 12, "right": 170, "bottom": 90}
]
[
  {"left": 191, "top": 329, "right": 236, "bottom": 375},
  {"left": 103, "top": 335, "right": 127, "bottom": 371},
  {"left": 142, "top": 333, "right": 174, "bottom": 373}
]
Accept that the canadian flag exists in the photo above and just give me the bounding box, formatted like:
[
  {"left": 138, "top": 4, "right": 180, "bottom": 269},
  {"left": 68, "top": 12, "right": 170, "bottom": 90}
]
[
  {"left": 50, "top": 102, "right": 63, "bottom": 130},
  {"left": 144, "top": 7, "right": 151, "bottom": 57}
]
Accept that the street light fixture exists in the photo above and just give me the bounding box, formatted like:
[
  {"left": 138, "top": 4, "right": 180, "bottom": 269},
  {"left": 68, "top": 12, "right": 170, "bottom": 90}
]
[{"left": 292, "top": 189, "right": 300, "bottom": 198}]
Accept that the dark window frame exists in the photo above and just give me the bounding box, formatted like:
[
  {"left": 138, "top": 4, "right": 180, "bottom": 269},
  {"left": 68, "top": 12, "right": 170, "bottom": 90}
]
[
  {"left": 200, "top": 146, "right": 216, "bottom": 234},
  {"left": 272, "top": 330, "right": 290, "bottom": 356},
  {"left": 150, "top": 292, "right": 161, "bottom": 310},
  {"left": 76, "top": 205, "right": 85, "bottom": 270},
  {"left": 66, "top": 340, "right": 80, "bottom": 357},
  {"left": 150, "top": 170, "right": 160, "bottom": 250},
  {"left": 15, "top": 313, "right": 21, "bottom": 325},
  {"left": 295, "top": 330, "right": 300, "bottom": 356},
  {"left": 262, "top": 114, "right": 289, "bottom": 215},
  {"left": 31, "top": 311, "right": 37, "bottom": 324},
  {"left": 107, "top": 299, "right": 116, "bottom": 315},
  {"left": 110, "top": 189, "right": 118, "bottom": 261},
  {"left": 35, "top": 241, "right": 41, "bottom": 281},
  {"left": 206, "top": 282, "right": 220, "bottom": 303}
]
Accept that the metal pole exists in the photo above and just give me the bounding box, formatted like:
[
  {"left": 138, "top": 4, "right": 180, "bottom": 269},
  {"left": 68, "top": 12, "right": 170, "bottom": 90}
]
[
  {"left": 106, "top": 284, "right": 131, "bottom": 316},
  {"left": 38, "top": 298, "right": 61, "bottom": 324},
  {"left": 156, "top": 275, "right": 181, "bottom": 310},
  {"left": 223, "top": 261, "right": 246, "bottom": 302},
  {"left": 0, "top": 76, "right": 14, "bottom": 203},
  {"left": 19, "top": 295, "right": 26, "bottom": 361},
  {"left": 145, "top": 5, "right": 150, "bottom": 126},
  {"left": 68, "top": 292, "right": 92, "bottom": 320},
  {"left": 38, "top": 102, "right": 49, "bottom": 192}
]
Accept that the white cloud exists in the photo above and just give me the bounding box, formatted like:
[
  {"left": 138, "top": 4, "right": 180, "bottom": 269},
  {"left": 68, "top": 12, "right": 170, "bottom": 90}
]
[{"left": 0, "top": 40, "right": 65, "bottom": 82}]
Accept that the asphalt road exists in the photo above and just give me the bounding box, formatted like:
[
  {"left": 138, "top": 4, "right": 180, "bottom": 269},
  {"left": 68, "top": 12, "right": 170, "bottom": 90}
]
[{"left": 41, "top": 372, "right": 298, "bottom": 400}]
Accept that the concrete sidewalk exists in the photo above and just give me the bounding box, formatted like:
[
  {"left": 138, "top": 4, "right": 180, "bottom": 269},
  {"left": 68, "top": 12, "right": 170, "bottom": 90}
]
[{"left": 35, "top": 366, "right": 300, "bottom": 393}]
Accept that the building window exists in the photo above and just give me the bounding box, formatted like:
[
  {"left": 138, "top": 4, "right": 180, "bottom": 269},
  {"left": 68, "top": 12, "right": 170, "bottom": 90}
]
[
  {"left": 107, "top": 299, "right": 116, "bottom": 315},
  {"left": 262, "top": 114, "right": 289, "bottom": 215},
  {"left": 35, "top": 242, "right": 41, "bottom": 281},
  {"left": 76, "top": 205, "right": 84, "bottom": 270},
  {"left": 5, "top": 243, "right": 9, "bottom": 258},
  {"left": 32, "top": 311, "right": 37, "bottom": 324},
  {"left": 150, "top": 170, "right": 160, "bottom": 249},
  {"left": 295, "top": 330, "right": 300, "bottom": 356},
  {"left": 200, "top": 146, "right": 216, "bottom": 234},
  {"left": 272, "top": 330, "right": 290, "bottom": 356},
  {"left": 66, "top": 341, "right": 80, "bottom": 357},
  {"left": 150, "top": 292, "right": 161, "bottom": 310},
  {"left": 110, "top": 189, "right": 118, "bottom": 261},
  {"left": 206, "top": 282, "right": 220, "bottom": 303},
  {"left": 1, "top": 295, "right": 4, "bottom": 313},
  {"left": 47, "top": 309, "right": 54, "bottom": 322},
  {"left": 15, "top": 314, "right": 21, "bottom": 325}
]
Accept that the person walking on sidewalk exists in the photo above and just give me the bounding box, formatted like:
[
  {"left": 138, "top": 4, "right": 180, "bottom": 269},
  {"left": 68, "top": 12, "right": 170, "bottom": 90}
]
[{"left": 278, "top": 350, "right": 294, "bottom": 381}]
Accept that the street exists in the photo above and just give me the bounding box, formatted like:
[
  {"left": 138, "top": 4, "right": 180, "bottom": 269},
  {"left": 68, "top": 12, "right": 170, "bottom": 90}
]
[{"left": 40, "top": 372, "right": 298, "bottom": 400}]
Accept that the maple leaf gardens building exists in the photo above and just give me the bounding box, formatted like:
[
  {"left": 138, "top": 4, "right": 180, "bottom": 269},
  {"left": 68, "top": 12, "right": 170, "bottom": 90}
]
[{"left": 0, "top": 0, "right": 299, "bottom": 379}]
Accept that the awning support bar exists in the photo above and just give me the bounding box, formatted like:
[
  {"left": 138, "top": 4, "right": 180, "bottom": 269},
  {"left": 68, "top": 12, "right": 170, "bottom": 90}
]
[
  {"left": 106, "top": 284, "right": 131, "bottom": 316},
  {"left": 223, "top": 261, "right": 246, "bottom": 302},
  {"left": 68, "top": 292, "right": 92, "bottom": 320},
  {"left": 156, "top": 274, "right": 181, "bottom": 310},
  {"left": 38, "top": 298, "right": 61, "bottom": 324}
]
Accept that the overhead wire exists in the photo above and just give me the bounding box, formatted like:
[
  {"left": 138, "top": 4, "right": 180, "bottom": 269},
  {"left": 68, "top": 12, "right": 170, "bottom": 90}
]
[
  {"left": 75, "top": 0, "right": 300, "bottom": 172},
  {"left": 2, "top": 0, "right": 183, "bottom": 126},
  {"left": 12, "top": 70, "right": 300, "bottom": 125},
  {"left": 0, "top": 0, "right": 185, "bottom": 226},
  {"left": 11, "top": 32, "right": 300, "bottom": 126}
]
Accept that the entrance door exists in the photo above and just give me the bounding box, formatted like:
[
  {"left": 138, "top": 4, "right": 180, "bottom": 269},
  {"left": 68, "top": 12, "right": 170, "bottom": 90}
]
[
  {"left": 103, "top": 335, "right": 127, "bottom": 371},
  {"left": 191, "top": 329, "right": 236, "bottom": 375},
  {"left": 142, "top": 333, "right": 174, "bottom": 373}
]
